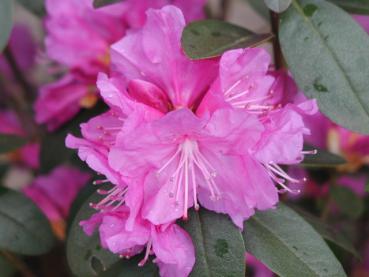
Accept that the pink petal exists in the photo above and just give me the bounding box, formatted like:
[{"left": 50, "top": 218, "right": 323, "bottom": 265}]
[{"left": 152, "top": 224, "right": 195, "bottom": 277}]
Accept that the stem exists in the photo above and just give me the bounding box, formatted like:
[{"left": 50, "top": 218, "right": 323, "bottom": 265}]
[
  {"left": 220, "top": 0, "right": 230, "bottom": 20},
  {"left": 0, "top": 251, "right": 36, "bottom": 277},
  {"left": 269, "top": 11, "right": 283, "bottom": 69}
]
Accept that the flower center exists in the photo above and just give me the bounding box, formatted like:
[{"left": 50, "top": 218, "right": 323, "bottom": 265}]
[{"left": 157, "top": 139, "right": 221, "bottom": 220}]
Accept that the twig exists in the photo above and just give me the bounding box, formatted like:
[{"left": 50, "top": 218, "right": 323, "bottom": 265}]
[
  {"left": 220, "top": 0, "right": 231, "bottom": 20},
  {"left": 0, "top": 251, "right": 36, "bottom": 277},
  {"left": 269, "top": 11, "right": 283, "bottom": 69}
]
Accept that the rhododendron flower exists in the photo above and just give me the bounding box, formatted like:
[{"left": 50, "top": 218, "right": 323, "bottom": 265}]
[
  {"left": 80, "top": 206, "right": 194, "bottom": 277},
  {"left": 23, "top": 166, "right": 91, "bottom": 239},
  {"left": 68, "top": 5, "right": 316, "bottom": 229},
  {"left": 66, "top": 6, "right": 318, "bottom": 276},
  {"left": 35, "top": 0, "right": 206, "bottom": 130},
  {"left": 0, "top": 110, "right": 39, "bottom": 169}
]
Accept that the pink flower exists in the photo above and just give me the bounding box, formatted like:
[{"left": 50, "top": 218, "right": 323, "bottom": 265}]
[
  {"left": 67, "top": 6, "right": 317, "bottom": 276},
  {"left": 246, "top": 253, "right": 273, "bottom": 277},
  {"left": 80, "top": 206, "right": 195, "bottom": 277},
  {"left": 68, "top": 6, "right": 316, "bottom": 229},
  {"left": 23, "top": 165, "right": 91, "bottom": 239},
  {"left": 0, "top": 110, "right": 39, "bottom": 169},
  {"left": 36, "top": 0, "right": 206, "bottom": 130}
]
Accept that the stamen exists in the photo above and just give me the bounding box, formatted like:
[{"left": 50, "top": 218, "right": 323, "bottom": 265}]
[
  {"left": 89, "top": 185, "right": 128, "bottom": 211},
  {"left": 157, "top": 139, "right": 221, "bottom": 218},
  {"left": 264, "top": 162, "right": 304, "bottom": 194},
  {"left": 138, "top": 239, "right": 152, "bottom": 267}
]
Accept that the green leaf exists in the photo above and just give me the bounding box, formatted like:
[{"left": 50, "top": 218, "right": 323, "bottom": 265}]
[
  {"left": 0, "top": 134, "right": 27, "bottom": 154},
  {"left": 100, "top": 255, "right": 159, "bottom": 277},
  {"left": 181, "top": 209, "right": 245, "bottom": 277},
  {"left": 279, "top": 0, "right": 369, "bottom": 134},
  {"left": 292, "top": 206, "right": 360, "bottom": 258},
  {"left": 40, "top": 103, "right": 107, "bottom": 173},
  {"left": 327, "top": 0, "right": 369, "bottom": 14},
  {"left": 330, "top": 186, "right": 364, "bottom": 219},
  {"left": 0, "top": 256, "right": 15, "bottom": 277},
  {"left": 182, "top": 19, "right": 273, "bottom": 60},
  {"left": 93, "top": 0, "right": 122, "bottom": 8},
  {"left": 0, "top": 187, "right": 55, "bottom": 255},
  {"left": 0, "top": 0, "right": 13, "bottom": 52},
  {"left": 301, "top": 145, "right": 346, "bottom": 168},
  {"left": 16, "top": 0, "right": 45, "bottom": 16},
  {"left": 66, "top": 185, "right": 119, "bottom": 276},
  {"left": 243, "top": 204, "right": 347, "bottom": 277},
  {"left": 264, "top": 0, "right": 293, "bottom": 12}
]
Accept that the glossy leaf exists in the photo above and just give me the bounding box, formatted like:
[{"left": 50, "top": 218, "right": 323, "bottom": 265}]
[
  {"left": 17, "top": 0, "right": 45, "bottom": 16},
  {"left": 243, "top": 204, "right": 347, "bottom": 277},
  {"left": 264, "top": 0, "right": 292, "bottom": 12},
  {"left": 280, "top": 0, "right": 369, "bottom": 134},
  {"left": 0, "top": 134, "right": 27, "bottom": 154},
  {"left": 0, "top": 0, "right": 13, "bottom": 51},
  {"left": 0, "top": 187, "right": 55, "bottom": 255},
  {"left": 181, "top": 209, "right": 245, "bottom": 277},
  {"left": 93, "top": 0, "right": 122, "bottom": 8},
  {"left": 301, "top": 145, "right": 346, "bottom": 168},
  {"left": 327, "top": 0, "right": 369, "bottom": 14},
  {"left": 330, "top": 186, "right": 364, "bottom": 219},
  {"left": 182, "top": 19, "right": 273, "bottom": 59},
  {"left": 292, "top": 206, "right": 359, "bottom": 258},
  {"left": 66, "top": 186, "right": 119, "bottom": 276}
]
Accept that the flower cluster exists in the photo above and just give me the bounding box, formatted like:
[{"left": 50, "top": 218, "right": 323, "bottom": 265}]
[{"left": 66, "top": 5, "right": 317, "bottom": 276}]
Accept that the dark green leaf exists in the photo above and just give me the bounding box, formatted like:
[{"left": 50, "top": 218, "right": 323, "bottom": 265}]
[
  {"left": 16, "top": 0, "right": 45, "bottom": 16},
  {"left": 0, "top": 0, "right": 13, "bottom": 52},
  {"left": 100, "top": 255, "right": 159, "bottom": 277},
  {"left": 40, "top": 103, "right": 107, "bottom": 173},
  {"left": 243, "top": 204, "right": 347, "bottom": 277},
  {"left": 93, "top": 0, "right": 122, "bottom": 8},
  {"left": 292, "top": 206, "right": 360, "bottom": 258},
  {"left": 0, "top": 188, "right": 55, "bottom": 255},
  {"left": 0, "top": 256, "right": 15, "bottom": 277},
  {"left": 181, "top": 209, "right": 245, "bottom": 277},
  {"left": 66, "top": 185, "right": 119, "bottom": 276},
  {"left": 301, "top": 145, "right": 346, "bottom": 168},
  {"left": 280, "top": 0, "right": 369, "bottom": 134},
  {"left": 330, "top": 186, "right": 364, "bottom": 219},
  {"left": 264, "top": 0, "right": 293, "bottom": 12},
  {"left": 0, "top": 134, "right": 27, "bottom": 154},
  {"left": 327, "top": 0, "right": 369, "bottom": 14},
  {"left": 182, "top": 19, "right": 273, "bottom": 59}
]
